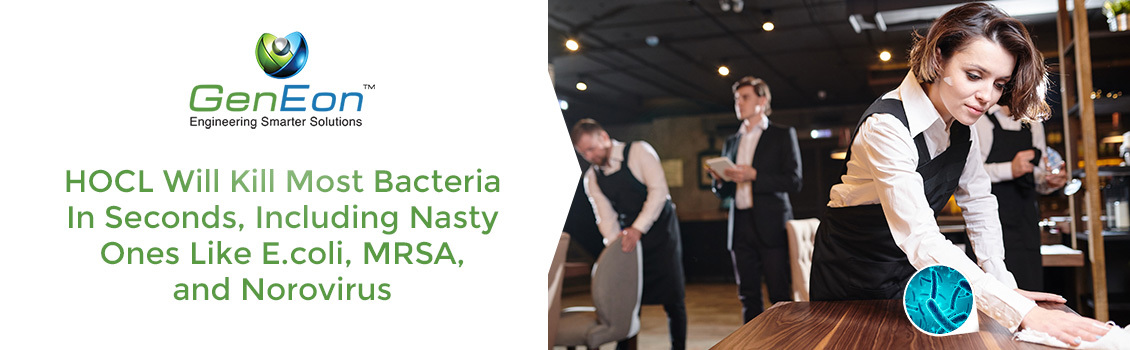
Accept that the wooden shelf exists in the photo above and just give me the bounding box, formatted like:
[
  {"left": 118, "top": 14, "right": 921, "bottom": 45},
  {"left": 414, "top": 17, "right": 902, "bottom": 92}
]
[
  {"left": 1076, "top": 230, "right": 1130, "bottom": 241},
  {"left": 1064, "top": 96, "right": 1130, "bottom": 118},
  {"left": 1057, "top": 28, "right": 1130, "bottom": 118},
  {"left": 1072, "top": 165, "right": 1130, "bottom": 177},
  {"left": 1061, "top": 29, "right": 1130, "bottom": 56},
  {"left": 1042, "top": 244, "right": 1085, "bottom": 266}
]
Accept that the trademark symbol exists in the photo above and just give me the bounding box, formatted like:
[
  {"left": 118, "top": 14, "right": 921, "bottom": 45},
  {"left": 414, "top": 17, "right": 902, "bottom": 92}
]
[{"left": 363, "top": 84, "right": 376, "bottom": 89}]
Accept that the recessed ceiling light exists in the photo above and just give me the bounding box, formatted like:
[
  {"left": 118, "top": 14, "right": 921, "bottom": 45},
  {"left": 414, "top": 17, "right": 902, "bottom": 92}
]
[
  {"left": 762, "top": 21, "right": 775, "bottom": 31},
  {"left": 718, "top": 65, "right": 730, "bottom": 76},
  {"left": 879, "top": 50, "right": 892, "bottom": 62},
  {"left": 576, "top": 82, "right": 587, "bottom": 91},
  {"left": 559, "top": 99, "right": 569, "bottom": 110},
  {"left": 565, "top": 39, "right": 579, "bottom": 51}
]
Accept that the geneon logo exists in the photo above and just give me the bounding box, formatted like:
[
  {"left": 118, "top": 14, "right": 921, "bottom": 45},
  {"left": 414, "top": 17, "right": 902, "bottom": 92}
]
[{"left": 255, "top": 32, "right": 308, "bottom": 79}]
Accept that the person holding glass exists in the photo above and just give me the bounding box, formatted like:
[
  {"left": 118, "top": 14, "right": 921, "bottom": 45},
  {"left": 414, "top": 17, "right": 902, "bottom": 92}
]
[
  {"left": 808, "top": 2, "right": 1110, "bottom": 346},
  {"left": 973, "top": 104, "right": 1068, "bottom": 291}
]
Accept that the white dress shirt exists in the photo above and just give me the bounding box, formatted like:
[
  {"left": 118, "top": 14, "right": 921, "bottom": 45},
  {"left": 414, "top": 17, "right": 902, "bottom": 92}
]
[
  {"left": 826, "top": 72, "right": 1035, "bottom": 331},
  {"left": 973, "top": 106, "right": 1057, "bottom": 194},
  {"left": 583, "top": 140, "right": 672, "bottom": 244},
  {"left": 734, "top": 116, "right": 770, "bottom": 210}
]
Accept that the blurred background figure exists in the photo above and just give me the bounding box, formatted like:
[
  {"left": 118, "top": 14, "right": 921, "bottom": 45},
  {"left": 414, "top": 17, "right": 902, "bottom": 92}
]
[
  {"left": 974, "top": 104, "right": 1069, "bottom": 291},
  {"left": 572, "top": 119, "right": 688, "bottom": 350},
  {"left": 710, "top": 76, "right": 802, "bottom": 323}
]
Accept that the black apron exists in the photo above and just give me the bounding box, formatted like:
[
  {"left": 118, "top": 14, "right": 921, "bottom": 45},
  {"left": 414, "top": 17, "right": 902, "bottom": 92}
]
[
  {"left": 810, "top": 98, "right": 971, "bottom": 300},
  {"left": 594, "top": 142, "right": 686, "bottom": 305},
  {"left": 985, "top": 112, "right": 1043, "bottom": 290}
]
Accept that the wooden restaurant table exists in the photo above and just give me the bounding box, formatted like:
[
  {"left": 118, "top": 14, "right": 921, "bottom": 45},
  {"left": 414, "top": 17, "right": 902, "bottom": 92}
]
[{"left": 714, "top": 300, "right": 1073, "bottom": 349}]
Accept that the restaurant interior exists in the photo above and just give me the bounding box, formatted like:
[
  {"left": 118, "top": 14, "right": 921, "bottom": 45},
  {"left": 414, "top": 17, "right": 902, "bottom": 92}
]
[{"left": 548, "top": 0, "right": 1130, "bottom": 348}]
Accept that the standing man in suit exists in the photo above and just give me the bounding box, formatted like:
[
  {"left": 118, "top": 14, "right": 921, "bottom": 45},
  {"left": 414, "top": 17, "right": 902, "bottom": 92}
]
[{"left": 710, "top": 76, "right": 803, "bottom": 322}]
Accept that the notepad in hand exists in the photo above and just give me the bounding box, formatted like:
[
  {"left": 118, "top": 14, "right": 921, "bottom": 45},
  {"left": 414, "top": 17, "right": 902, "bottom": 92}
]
[{"left": 705, "top": 157, "right": 736, "bottom": 182}]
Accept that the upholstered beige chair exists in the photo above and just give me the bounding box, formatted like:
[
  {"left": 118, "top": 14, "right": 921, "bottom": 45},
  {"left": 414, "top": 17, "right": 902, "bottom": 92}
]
[
  {"left": 786, "top": 218, "right": 821, "bottom": 301},
  {"left": 554, "top": 237, "right": 642, "bottom": 350}
]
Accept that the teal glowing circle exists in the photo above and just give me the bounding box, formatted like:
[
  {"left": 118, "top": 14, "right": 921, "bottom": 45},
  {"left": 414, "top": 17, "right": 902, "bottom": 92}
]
[{"left": 903, "top": 265, "right": 973, "bottom": 335}]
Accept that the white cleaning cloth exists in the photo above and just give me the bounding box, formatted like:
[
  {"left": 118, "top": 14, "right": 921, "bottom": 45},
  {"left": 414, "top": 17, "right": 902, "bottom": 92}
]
[{"left": 1014, "top": 322, "right": 1129, "bottom": 349}]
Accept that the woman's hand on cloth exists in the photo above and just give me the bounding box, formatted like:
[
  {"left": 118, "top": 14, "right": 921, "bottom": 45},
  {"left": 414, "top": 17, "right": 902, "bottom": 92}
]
[{"left": 1018, "top": 288, "right": 1111, "bottom": 346}]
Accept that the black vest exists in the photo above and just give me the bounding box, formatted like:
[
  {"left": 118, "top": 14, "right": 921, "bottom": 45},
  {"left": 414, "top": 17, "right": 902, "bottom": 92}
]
[
  {"left": 593, "top": 142, "right": 685, "bottom": 304},
  {"left": 984, "top": 112, "right": 1043, "bottom": 290},
  {"left": 810, "top": 98, "right": 971, "bottom": 300}
]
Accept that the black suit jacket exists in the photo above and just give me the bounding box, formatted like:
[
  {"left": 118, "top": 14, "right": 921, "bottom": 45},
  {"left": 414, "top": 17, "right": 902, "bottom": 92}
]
[{"left": 712, "top": 121, "right": 803, "bottom": 249}]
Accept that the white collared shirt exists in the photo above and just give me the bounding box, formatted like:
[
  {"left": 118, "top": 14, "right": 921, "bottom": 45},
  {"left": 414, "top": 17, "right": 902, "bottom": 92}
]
[
  {"left": 973, "top": 107, "right": 1057, "bottom": 194},
  {"left": 735, "top": 116, "right": 770, "bottom": 210},
  {"left": 583, "top": 139, "right": 672, "bottom": 244},
  {"left": 827, "top": 72, "right": 1035, "bottom": 331}
]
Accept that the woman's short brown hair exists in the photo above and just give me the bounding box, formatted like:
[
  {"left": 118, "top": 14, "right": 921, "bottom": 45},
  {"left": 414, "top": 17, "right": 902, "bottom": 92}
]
[
  {"left": 732, "top": 76, "right": 773, "bottom": 116},
  {"left": 908, "top": 2, "right": 1049, "bottom": 123}
]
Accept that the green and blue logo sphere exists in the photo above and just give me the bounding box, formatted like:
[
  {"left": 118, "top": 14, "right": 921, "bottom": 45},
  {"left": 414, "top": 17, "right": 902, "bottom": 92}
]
[
  {"left": 255, "top": 32, "right": 308, "bottom": 79},
  {"left": 903, "top": 265, "right": 974, "bottom": 335}
]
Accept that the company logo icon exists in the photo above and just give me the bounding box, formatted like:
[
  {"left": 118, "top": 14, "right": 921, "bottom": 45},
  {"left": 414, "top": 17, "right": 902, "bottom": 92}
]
[{"left": 255, "top": 32, "right": 308, "bottom": 79}]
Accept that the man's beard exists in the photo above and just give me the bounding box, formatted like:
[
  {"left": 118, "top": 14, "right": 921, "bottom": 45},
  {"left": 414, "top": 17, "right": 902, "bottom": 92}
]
[{"left": 594, "top": 154, "right": 609, "bottom": 167}]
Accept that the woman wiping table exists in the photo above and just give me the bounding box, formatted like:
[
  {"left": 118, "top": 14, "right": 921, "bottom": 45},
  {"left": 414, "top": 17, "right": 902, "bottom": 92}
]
[{"left": 808, "top": 2, "right": 1110, "bottom": 346}]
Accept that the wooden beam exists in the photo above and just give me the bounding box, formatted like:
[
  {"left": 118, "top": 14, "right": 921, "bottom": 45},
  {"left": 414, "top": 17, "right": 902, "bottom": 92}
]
[
  {"left": 1057, "top": 0, "right": 1078, "bottom": 251},
  {"left": 1072, "top": 0, "right": 1109, "bottom": 322}
]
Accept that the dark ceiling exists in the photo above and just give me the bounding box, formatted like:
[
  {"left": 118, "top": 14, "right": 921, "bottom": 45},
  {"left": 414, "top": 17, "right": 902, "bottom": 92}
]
[{"left": 548, "top": 0, "right": 1119, "bottom": 126}]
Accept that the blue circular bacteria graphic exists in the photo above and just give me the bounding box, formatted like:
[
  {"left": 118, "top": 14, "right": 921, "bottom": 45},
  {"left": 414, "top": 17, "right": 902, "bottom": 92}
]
[{"left": 903, "top": 265, "right": 973, "bottom": 335}]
